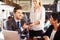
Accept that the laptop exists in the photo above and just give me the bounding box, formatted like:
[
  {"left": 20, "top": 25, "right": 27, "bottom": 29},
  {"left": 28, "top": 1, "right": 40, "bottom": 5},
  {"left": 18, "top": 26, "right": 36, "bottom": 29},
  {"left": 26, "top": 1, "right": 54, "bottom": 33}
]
[{"left": 3, "top": 30, "right": 19, "bottom": 40}]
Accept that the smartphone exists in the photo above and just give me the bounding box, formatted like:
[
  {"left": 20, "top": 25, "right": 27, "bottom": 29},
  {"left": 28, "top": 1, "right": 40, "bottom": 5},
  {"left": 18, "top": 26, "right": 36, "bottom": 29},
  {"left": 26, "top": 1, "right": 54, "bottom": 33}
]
[{"left": 26, "top": 22, "right": 32, "bottom": 25}]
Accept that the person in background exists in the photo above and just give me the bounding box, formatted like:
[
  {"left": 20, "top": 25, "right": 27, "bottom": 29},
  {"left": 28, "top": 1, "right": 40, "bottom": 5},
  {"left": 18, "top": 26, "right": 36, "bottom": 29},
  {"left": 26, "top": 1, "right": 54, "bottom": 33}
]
[
  {"left": 43, "top": 12, "right": 60, "bottom": 40},
  {"left": 28, "top": 0, "right": 45, "bottom": 40},
  {"left": 3, "top": 16, "right": 13, "bottom": 30},
  {"left": 44, "top": 16, "right": 51, "bottom": 31}
]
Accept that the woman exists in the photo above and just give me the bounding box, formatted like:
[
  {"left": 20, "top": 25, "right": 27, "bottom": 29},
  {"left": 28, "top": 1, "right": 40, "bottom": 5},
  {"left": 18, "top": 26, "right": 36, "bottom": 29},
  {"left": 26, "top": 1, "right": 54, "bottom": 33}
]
[
  {"left": 29, "top": 0, "right": 45, "bottom": 40},
  {"left": 43, "top": 12, "right": 60, "bottom": 40}
]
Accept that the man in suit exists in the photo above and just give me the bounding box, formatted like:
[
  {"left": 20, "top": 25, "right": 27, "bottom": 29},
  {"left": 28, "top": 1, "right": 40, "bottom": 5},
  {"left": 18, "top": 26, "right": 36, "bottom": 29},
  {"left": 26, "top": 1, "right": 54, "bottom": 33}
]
[
  {"left": 42, "top": 12, "right": 60, "bottom": 40},
  {"left": 6, "top": 6, "right": 28, "bottom": 39}
]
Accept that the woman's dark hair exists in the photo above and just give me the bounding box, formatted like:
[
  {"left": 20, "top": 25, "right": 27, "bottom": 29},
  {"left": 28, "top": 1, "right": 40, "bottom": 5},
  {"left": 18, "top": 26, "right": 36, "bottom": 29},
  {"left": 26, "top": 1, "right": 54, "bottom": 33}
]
[
  {"left": 58, "top": 12, "right": 60, "bottom": 23},
  {"left": 51, "top": 12, "right": 60, "bottom": 23}
]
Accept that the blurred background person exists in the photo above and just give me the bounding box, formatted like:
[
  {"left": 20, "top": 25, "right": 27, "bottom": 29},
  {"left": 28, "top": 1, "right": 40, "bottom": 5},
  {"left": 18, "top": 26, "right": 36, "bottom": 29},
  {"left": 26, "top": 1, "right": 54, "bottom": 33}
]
[
  {"left": 3, "top": 16, "right": 13, "bottom": 30},
  {"left": 29, "top": 0, "right": 45, "bottom": 40},
  {"left": 44, "top": 15, "right": 51, "bottom": 31}
]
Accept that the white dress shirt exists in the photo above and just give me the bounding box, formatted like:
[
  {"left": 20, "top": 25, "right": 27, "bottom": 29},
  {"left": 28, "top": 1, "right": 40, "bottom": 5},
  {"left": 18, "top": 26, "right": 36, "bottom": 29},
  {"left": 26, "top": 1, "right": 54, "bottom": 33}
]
[
  {"left": 14, "top": 18, "right": 24, "bottom": 31},
  {"left": 50, "top": 30, "right": 57, "bottom": 40},
  {"left": 30, "top": 6, "right": 45, "bottom": 31}
]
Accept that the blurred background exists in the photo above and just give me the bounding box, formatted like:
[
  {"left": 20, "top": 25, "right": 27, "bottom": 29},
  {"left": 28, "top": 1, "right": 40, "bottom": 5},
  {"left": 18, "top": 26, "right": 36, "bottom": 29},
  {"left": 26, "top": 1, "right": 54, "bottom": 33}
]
[{"left": 0, "top": 0, "right": 60, "bottom": 20}]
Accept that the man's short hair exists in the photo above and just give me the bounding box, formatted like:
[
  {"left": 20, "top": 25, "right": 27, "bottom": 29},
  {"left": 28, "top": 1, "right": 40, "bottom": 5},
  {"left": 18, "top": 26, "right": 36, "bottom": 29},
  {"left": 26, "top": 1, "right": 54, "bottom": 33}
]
[{"left": 13, "top": 6, "right": 22, "bottom": 13}]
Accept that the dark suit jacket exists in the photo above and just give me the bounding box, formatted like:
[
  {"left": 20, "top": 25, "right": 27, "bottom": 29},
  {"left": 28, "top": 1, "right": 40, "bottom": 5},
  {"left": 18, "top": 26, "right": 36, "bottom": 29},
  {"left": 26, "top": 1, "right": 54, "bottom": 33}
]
[
  {"left": 43, "top": 25, "right": 60, "bottom": 40},
  {"left": 7, "top": 17, "right": 26, "bottom": 33}
]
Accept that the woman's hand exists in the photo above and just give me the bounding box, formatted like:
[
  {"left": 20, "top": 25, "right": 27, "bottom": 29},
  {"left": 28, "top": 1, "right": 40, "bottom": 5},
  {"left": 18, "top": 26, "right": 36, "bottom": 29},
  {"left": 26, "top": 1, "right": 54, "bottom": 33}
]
[
  {"left": 34, "top": 21, "right": 40, "bottom": 25},
  {"left": 43, "top": 36, "right": 50, "bottom": 40},
  {"left": 30, "top": 21, "right": 40, "bottom": 26}
]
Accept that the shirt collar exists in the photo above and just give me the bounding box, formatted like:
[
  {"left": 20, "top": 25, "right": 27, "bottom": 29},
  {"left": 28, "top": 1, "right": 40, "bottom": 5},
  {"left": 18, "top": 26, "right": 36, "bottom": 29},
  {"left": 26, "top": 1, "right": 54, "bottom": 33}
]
[{"left": 14, "top": 17, "right": 21, "bottom": 22}]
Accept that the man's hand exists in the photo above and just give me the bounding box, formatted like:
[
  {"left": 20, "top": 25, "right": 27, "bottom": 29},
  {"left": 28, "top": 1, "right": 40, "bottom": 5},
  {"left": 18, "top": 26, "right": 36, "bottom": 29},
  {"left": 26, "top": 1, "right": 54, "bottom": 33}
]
[{"left": 23, "top": 23, "right": 29, "bottom": 29}]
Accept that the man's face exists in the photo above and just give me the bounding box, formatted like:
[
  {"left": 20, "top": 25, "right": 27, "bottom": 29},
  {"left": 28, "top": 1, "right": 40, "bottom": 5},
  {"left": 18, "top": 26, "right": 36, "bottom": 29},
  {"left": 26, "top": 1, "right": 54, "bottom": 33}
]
[{"left": 14, "top": 9, "right": 23, "bottom": 20}]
